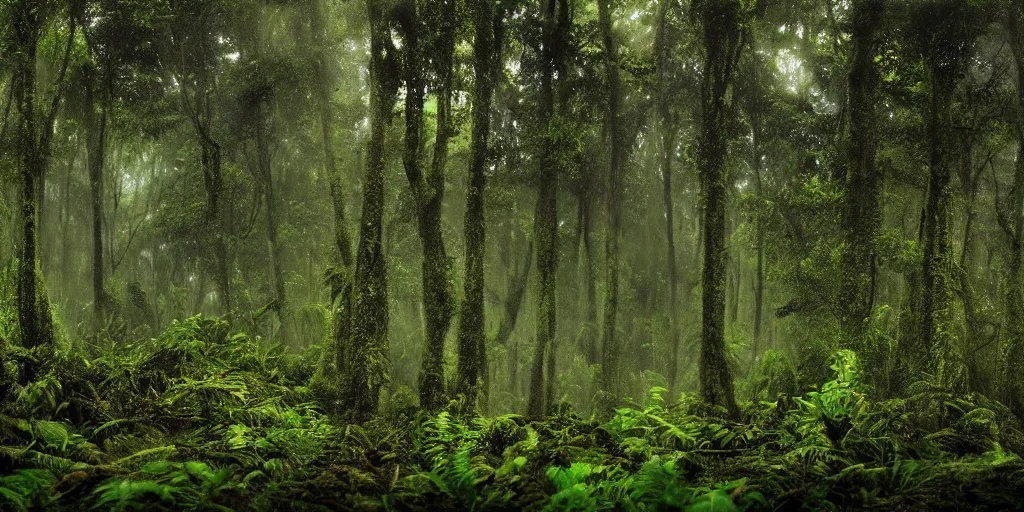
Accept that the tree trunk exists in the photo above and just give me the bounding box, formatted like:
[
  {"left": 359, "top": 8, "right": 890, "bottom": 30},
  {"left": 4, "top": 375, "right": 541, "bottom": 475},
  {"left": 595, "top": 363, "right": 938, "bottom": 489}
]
[
  {"left": 655, "top": 0, "right": 682, "bottom": 391},
  {"left": 742, "top": 48, "right": 769, "bottom": 370},
  {"left": 495, "top": 240, "right": 533, "bottom": 346},
  {"left": 456, "top": 0, "right": 496, "bottom": 404},
  {"left": 308, "top": 0, "right": 355, "bottom": 395},
  {"left": 1000, "top": 5, "right": 1024, "bottom": 415},
  {"left": 696, "top": 0, "right": 742, "bottom": 418},
  {"left": 528, "top": 0, "right": 563, "bottom": 418},
  {"left": 752, "top": 173, "right": 764, "bottom": 366},
  {"left": 398, "top": 0, "right": 458, "bottom": 411},
  {"left": 839, "top": 0, "right": 884, "bottom": 342},
  {"left": 597, "top": 0, "right": 625, "bottom": 398},
  {"left": 254, "top": 105, "right": 286, "bottom": 316},
  {"left": 580, "top": 196, "right": 599, "bottom": 366},
  {"left": 396, "top": 0, "right": 457, "bottom": 409},
  {"left": 12, "top": 1, "right": 56, "bottom": 351},
  {"left": 59, "top": 137, "right": 76, "bottom": 294},
  {"left": 86, "top": 74, "right": 108, "bottom": 332},
  {"left": 958, "top": 147, "right": 987, "bottom": 391},
  {"left": 346, "top": 0, "right": 399, "bottom": 420},
  {"left": 917, "top": 26, "right": 965, "bottom": 390},
  {"left": 199, "top": 129, "right": 230, "bottom": 316}
]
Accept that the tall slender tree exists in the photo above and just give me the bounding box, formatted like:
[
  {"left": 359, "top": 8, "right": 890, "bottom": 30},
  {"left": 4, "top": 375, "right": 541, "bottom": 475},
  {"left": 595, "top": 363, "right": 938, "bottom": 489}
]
[
  {"left": 695, "top": 0, "right": 743, "bottom": 417},
  {"left": 398, "top": 0, "right": 458, "bottom": 410},
  {"left": 456, "top": 0, "right": 498, "bottom": 404},
  {"left": 908, "top": 2, "right": 980, "bottom": 391},
  {"left": 528, "top": 0, "right": 565, "bottom": 417},
  {"left": 998, "top": 0, "right": 1024, "bottom": 415},
  {"left": 346, "top": 0, "right": 400, "bottom": 420},
  {"left": 306, "top": 0, "right": 355, "bottom": 397},
  {"left": 839, "top": 0, "right": 885, "bottom": 342},
  {"left": 163, "top": 0, "right": 231, "bottom": 315},
  {"left": 10, "top": 0, "right": 73, "bottom": 350},
  {"left": 655, "top": 0, "right": 683, "bottom": 391},
  {"left": 83, "top": 63, "right": 108, "bottom": 332},
  {"left": 598, "top": 0, "right": 625, "bottom": 396}
]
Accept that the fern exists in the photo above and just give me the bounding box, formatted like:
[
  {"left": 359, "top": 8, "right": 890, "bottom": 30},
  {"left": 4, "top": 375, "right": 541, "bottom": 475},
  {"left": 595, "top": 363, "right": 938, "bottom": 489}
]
[{"left": 0, "top": 469, "right": 57, "bottom": 512}]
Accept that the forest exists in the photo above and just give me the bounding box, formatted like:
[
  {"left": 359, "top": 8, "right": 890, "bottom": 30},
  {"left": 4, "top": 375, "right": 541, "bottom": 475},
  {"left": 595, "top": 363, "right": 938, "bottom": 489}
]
[{"left": 2, "top": 0, "right": 1024, "bottom": 509}]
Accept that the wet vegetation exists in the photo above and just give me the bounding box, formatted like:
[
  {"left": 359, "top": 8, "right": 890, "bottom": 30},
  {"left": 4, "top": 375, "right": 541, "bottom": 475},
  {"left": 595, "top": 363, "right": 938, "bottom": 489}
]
[{"left": 2, "top": 0, "right": 1024, "bottom": 510}]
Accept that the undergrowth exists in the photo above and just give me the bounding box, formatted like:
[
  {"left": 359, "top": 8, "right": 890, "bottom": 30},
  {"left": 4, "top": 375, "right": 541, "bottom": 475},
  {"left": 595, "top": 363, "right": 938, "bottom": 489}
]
[{"left": 1, "top": 318, "right": 1023, "bottom": 511}]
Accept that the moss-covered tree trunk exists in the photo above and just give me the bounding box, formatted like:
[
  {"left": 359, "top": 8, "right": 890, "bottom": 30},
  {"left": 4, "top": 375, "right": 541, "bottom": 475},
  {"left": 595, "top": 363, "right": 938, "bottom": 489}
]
[
  {"left": 655, "top": 0, "right": 682, "bottom": 391},
  {"left": 12, "top": 0, "right": 69, "bottom": 350},
  {"left": 528, "top": 0, "right": 562, "bottom": 418},
  {"left": 85, "top": 70, "right": 108, "bottom": 332},
  {"left": 696, "top": 0, "right": 742, "bottom": 418},
  {"left": 346, "top": 0, "right": 399, "bottom": 420},
  {"left": 308, "top": 0, "right": 354, "bottom": 394},
  {"left": 838, "top": 0, "right": 884, "bottom": 343},
  {"left": 197, "top": 122, "right": 230, "bottom": 316},
  {"left": 456, "top": 0, "right": 497, "bottom": 404},
  {"left": 398, "top": 0, "right": 458, "bottom": 410},
  {"left": 598, "top": 0, "right": 624, "bottom": 397},
  {"left": 1000, "top": 3, "right": 1024, "bottom": 415},
  {"left": 915, "top": 5, "right": 975, "bottom": 391},
  {"left": 253, "top": 105, "right": 286, "bottom": 316},
  {"left": 15, "top": 20, "right": 43, "bottom": 348}
]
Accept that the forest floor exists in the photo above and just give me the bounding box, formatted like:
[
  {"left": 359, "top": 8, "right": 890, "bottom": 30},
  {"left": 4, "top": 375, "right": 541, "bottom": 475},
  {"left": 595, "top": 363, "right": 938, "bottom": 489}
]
[{"left": 2, "top": 316, "right": 1024, "bottom": 511}]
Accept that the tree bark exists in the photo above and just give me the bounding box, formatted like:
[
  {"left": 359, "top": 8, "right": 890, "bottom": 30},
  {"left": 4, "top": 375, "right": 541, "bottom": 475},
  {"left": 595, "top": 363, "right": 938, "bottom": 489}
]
[
  {"left": 308, "top": 0, "right": 355, "bottom": 395},
  {"left": 396, "top": 0, "right": 458, "bottom": 411},
  {"left": 916, "top": 7, "right": 970, "bottom": 390},
  {"left": 528, "top": 0, "right": 563, "bottom": 418},
  {"left": 999, "top": 4, "right": 1024, "bottom": 415},
  {"left": 696, "top": 0, "right": 743, "bottom": 418},
  {"left": 456, "top": 0, "right": 497, "bottom": 404},
  {"left": 12, "top": 0, "right": 69, "bottom": 351},
  {"left": 655, "top": 0, "right": 682, "bottom": 391},
  {"left": 598, "top": 0, "right": 625, "bottom": 397},
  {"left": 839, "top": 0, "right": 885, "bottom": 342},
  {"left": 254, "top": 105, "right": 286, "bottom": 316},
  {"left": 346, "top": 0, "right": 400, "bottom": 420},
  {"left": 85, "top": 71, "right": 108, "bottom": 332}
]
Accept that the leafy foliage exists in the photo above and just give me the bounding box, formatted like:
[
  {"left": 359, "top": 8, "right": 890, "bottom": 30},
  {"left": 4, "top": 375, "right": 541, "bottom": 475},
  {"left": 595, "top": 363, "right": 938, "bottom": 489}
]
[{"left": 0, "top": 318, "right": 1022, "bottom": 510}]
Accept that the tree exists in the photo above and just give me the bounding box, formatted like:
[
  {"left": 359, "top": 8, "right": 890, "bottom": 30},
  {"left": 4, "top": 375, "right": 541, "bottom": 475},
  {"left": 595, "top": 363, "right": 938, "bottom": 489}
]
[
  {"left": 78, "top": 0, "right": 158, "bottom": 333},
  {"left": 9, "top": 0, "right": 74, "bottom": 351},
  {"left": 396, "top": 0, "right": 457, "bottom": 411},
  {"left": 695, "top": 0, "right": 743, "bottom": 417},
  {"left": 346, "top": 0, "right": 400, "bottom": 420},
  {"left": 83, "top": 63, "right": 108, "bottom": 332},
  {"left": 906, "top": 1, "right": 982, "bottom": 391},
  {"left": 998, "top": 0, "right": 1024, "bottom": 415},
  {"left": 234, "top": 24, "right": 288, "bottom": 320},
  {"left": 838, "top": 0, "right": 886, "bottom": 343},
  {"left": 306, "top": 0, "right": 356, "bottom": 404},
  {"left": 655, "top": 0, "right": 682, "bottom": 390},
  {"left": 528, "top": 0, "right": 567, "bottom": 418},
  {"left": 455, "top": 0, "right": 498, "bottom": 404},
  {"left": 598, "top": 0, "right": 624, "bottom": 396}
]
